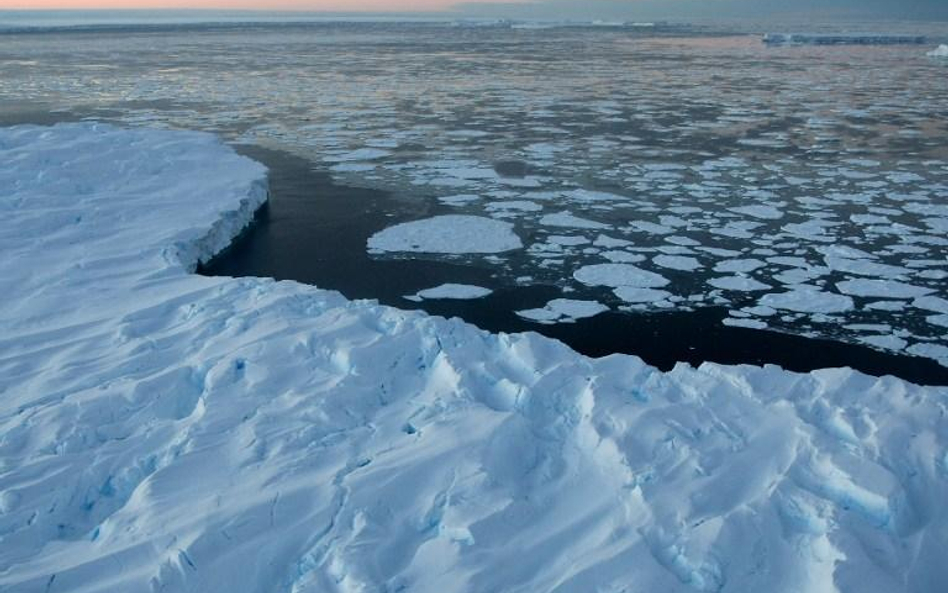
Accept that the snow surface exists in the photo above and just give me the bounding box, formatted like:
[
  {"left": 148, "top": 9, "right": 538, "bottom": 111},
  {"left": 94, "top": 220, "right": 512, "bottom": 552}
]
[
  {"left": 407, "top": 284, "right": 493, "bottom": 301},
  {"left": 3, "top": 124, "right": 948, "bottom": 593},
  {"left": 368, "top": 215, "right": 522, "bottom": 254},
  {"left": 574, "top": 263, "right": 671, "bottom": 288},
  {"left": 516, "top": 299, "right": 608, "bottom": 324}
]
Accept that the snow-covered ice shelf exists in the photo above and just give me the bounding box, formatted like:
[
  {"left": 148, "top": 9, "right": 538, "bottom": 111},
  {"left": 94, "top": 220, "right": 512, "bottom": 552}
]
[{"left": 2, "top": 124, "right": 948, "bottom": 593}]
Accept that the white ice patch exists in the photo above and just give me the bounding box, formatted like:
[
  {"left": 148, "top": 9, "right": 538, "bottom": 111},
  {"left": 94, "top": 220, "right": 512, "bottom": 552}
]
[
  {"left": 539, "top": 211, "right": 611, "bottom": 229},
  {"left": 761, "top": 288, "right": 855, "bottom": 314},
  {"left": 408, "top": 284, "right": 493, "bottom": 301},
  {"left": 836, "top": 279, "right": 934, "bottom": 299},
  {"left": 913, "top": 295, "right": 948, "bottom": 314},
  {"left": 723, "top": 317, "right": 768, "bottom": 330},
  {"left": 653, "top": 255, "right": 702, "bottom": 271},
  {"left": 729, "top": 204, "right": 784, "bottom": 220},
  {"left": 486, "top": 200, "right": 543, "bottom": 213},
  {"left": 516, "top": 298, "right": 608, "bottom": 324},
  {"left": 574, "top": 263, "right": 671, "bottom": 288},
  {"left": 368, "top": 215, "right": 522, "bottom": 254},
  {"left": 709, "top": 276, "right": 772, "bottom": 292},
  {"left": 714, "top": 258, "right": 766, "bottom": 273},
  {"left": 613, "top": 286, "right": 674, "bottom": 303}
]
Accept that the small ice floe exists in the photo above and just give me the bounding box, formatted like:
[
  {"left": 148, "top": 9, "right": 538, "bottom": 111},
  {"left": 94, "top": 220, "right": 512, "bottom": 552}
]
[
  {"left": 723, "top": 317, "right": 768, "bottom": 330},
  {"left": 485, "top": 200, "right": 542, "bottom": 213},
  {"left": 913, "top": 295, "right": 948, "bottom": 314},
  {"left": 709, "top": 276, "right": 771, "bottom": 292},
  {"left": 714, "top": 258, "right": 766, "bottom": 273},
  {"left": 573, "top": 263, "right": 670, "bottom": 288},
  {"left": 613, "top": 287, "right": 674, "bottom": 304},
  {"left": 405, "top": 284, "right": 493, "bottom": 302},
  {"left": 927, "top": 44, "right": 948, "bottom": 58},
  {"left": 439, "top": 193, "right": 480, "bottom": 206},
  {"left": 539, "top": 211, "right": 610, "bottom": 229},
  {"left": 835, "top": 279, "right": 934, "bottom": 299},
  {"left": 516, "top": 298, "right": 608, "bottom": 324},
  {"left": 653, "top": 255, "right": 702, "bottom": 271},
  {"left": 860, "top": 335, "right": 908, "bottom": 351},
  {"left": 729, "top": 204, "right": 784, "bottom": 220},
  {"left": 368, "top": 215, "right": 522, "bottom": 254},
  {"left": 760, "top": 287, "right": 855, "bottom": 314}
]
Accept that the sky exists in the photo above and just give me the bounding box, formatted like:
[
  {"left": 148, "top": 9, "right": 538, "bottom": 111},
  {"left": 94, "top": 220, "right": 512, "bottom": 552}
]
[{"left": 3, "top": 0, "right": 947, "bottom": 19}]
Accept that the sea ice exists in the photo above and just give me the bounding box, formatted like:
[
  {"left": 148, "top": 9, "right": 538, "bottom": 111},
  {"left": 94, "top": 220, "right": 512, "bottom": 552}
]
[
  {"left": 516, "top": 298, "right": 608, "bottom": 324},
  {"left": 573, "top": 263, "right": 671, "bottom": 288},
  {"left": 836, "top": 279, "right": 934, "bottom": 299},
  {"left": 761, "top": 288, "right": 855, "bottom": 313},
  {"left": 539, "top": 211, "right": 611, "bottom": 229},
  {"left": 407, "top": 284, "right": 493, "bottom": 300},
  {"left": 709, "top": 276, "right": 772, "bottom": 292},
  {"left": 368, "top": 215, "right": 522, "bottom": 254},
  {"left": 729, "top": 204, "right": 784, "bottom": 220},
  {"left": 613, "top": 286, "right": 674, "bottom": 303},
  {"left": 723, "top": 317, "right": 768, "bottom": 330},
  {"left": 653, "top": 255, "right": 702, "bottom": 271},
  {"left": 714, "top": 258, "right": 766, "bottom": 273}
]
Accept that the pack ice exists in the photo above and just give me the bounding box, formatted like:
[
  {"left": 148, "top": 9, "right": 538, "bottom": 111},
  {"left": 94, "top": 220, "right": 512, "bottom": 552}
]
[{"left": 2, "top": 124, "right": 948, "bottom": 593}]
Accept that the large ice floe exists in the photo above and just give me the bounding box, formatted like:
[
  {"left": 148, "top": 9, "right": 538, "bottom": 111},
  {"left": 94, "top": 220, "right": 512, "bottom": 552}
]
[{"left": 3, "top": 123, "right": 948, "bottom": 593}]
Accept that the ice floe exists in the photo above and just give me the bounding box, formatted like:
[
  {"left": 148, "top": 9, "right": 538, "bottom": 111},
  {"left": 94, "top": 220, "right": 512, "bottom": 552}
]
[
  {"left": 368, "top": 215, "right": 522, "bottom": 254},
  {"left": 516, "top": 298, "right": 609, "bottom": 323},
  {"left": 761, "top": 288, "right": 855, "bottom": 314},
  {"left": 574, "top": 263, "right": 671, "bottom": 288},
  {"left": 406, "top": 284, "right": 493, "bottom": 301}
]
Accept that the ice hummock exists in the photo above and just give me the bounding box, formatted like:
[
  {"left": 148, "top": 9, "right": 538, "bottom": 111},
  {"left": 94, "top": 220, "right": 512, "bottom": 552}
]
[{"left": 3, "top": 123, "right": 948, "bottom": 593}]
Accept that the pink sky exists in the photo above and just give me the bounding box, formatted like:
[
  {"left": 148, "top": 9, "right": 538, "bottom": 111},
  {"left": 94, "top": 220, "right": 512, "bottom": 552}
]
[{"left": 0, "top": 0, "right": 483, "bottom": 9}]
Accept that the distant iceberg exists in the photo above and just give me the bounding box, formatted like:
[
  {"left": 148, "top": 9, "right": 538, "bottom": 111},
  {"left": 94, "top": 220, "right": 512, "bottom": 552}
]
[
  {"left": 928, "top": 44, "right": 948, "bottom": 58},
  {"left": 764, "top": 33, "right": 927, "bottom": 46}
]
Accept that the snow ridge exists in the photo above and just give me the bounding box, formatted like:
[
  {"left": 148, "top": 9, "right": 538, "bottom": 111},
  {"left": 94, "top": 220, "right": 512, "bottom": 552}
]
[{"left": 2, "top": 124, "right": 948, "bottom": 593}]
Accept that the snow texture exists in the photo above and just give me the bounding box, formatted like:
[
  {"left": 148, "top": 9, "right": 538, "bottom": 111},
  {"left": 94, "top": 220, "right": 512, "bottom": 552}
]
[
  {"left": 3, "top": 124, "right": 948, "bottom": 593},
  {"left": 407, "top": 284, "right": 493, "bottom": 301},
  {"left": 516, "top": 299, "right": 609, "bottom": 324},
  {"left": 368, "top": 215, "right": 522, "bottom": 254}
]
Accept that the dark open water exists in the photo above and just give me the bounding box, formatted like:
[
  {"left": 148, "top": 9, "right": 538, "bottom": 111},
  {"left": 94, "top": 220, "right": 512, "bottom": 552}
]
[{"left": 201, "top": 146, "right": 948, "bottom": 385}]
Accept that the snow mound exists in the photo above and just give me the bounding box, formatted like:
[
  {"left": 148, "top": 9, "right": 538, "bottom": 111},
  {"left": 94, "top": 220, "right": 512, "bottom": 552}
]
[
  {"left": 368, "top": 215, "right": 522, "bottom": 254},
  {"left": 3, "top": 124, "right": 948, "bottom": 593}
]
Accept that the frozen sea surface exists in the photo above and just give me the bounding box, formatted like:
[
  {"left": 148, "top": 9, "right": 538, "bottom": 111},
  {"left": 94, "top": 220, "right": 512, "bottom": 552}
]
[{"left": 4, "top": 122, "right": 948, "bottom": 593}]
